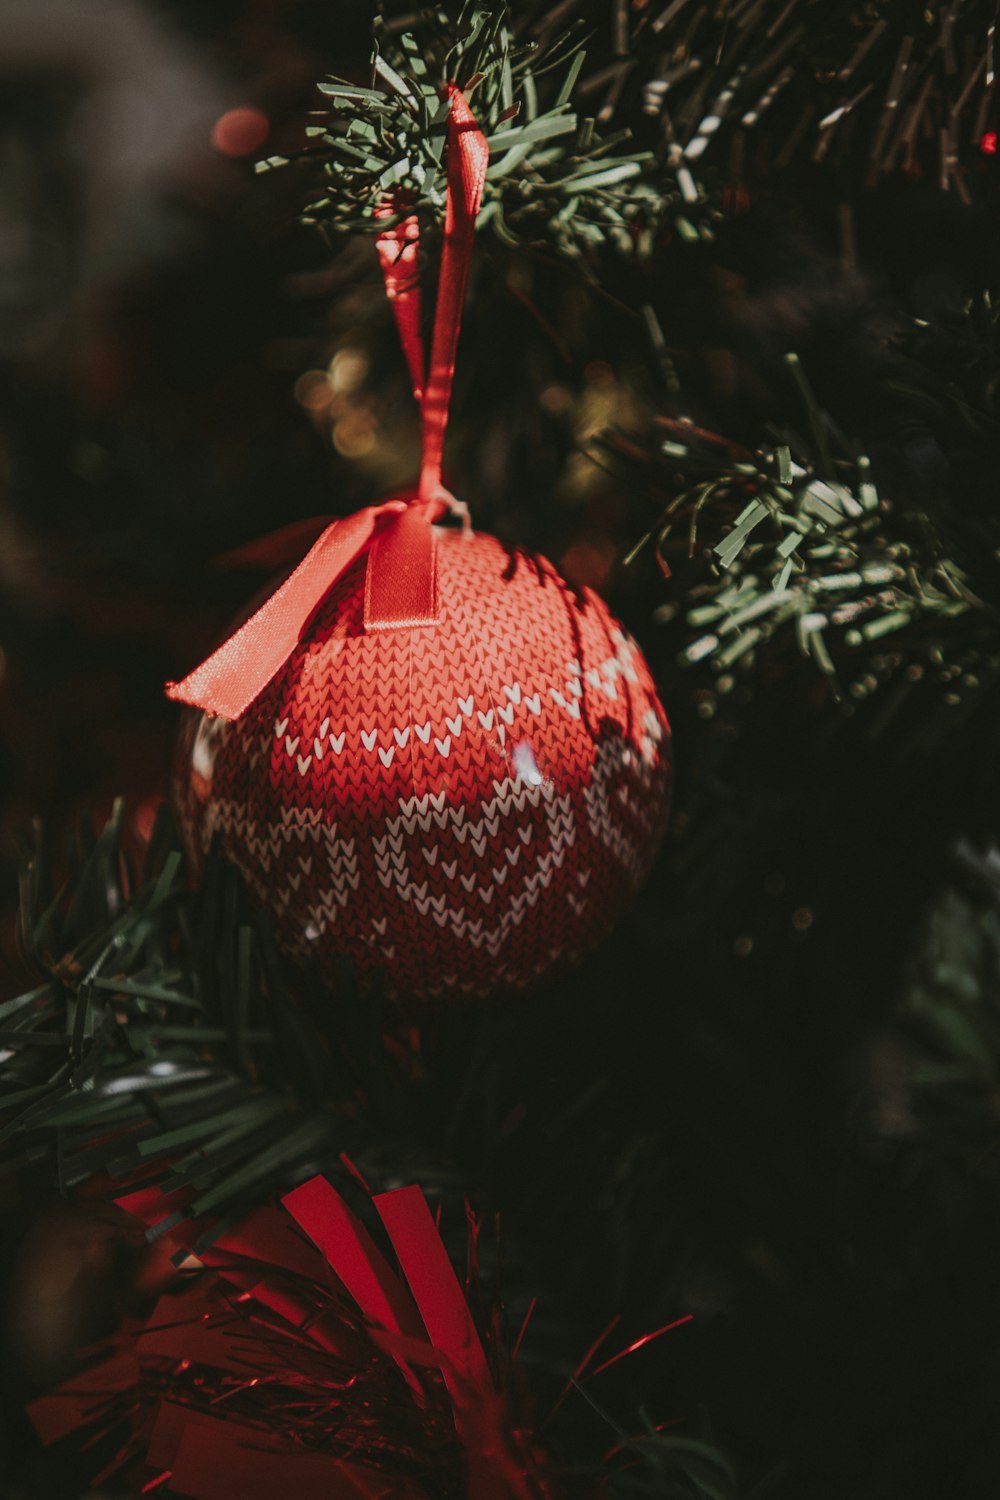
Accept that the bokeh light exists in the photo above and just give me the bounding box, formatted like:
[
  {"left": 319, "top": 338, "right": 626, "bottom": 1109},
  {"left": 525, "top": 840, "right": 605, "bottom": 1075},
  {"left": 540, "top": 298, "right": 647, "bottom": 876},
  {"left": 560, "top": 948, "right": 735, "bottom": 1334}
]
[
  {"left": 329, "top": 347, "right": 369, "bottom": 392},
  {"left": 211, "top": 107, "right": 270, "bottom": 157}
]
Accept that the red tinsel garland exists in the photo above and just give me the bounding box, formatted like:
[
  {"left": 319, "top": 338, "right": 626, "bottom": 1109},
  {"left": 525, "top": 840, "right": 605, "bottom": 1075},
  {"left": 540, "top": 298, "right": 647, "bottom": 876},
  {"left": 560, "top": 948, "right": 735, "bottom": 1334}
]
[{"left": 28, "top": 1175, "right": 553, "bottom": 1499}]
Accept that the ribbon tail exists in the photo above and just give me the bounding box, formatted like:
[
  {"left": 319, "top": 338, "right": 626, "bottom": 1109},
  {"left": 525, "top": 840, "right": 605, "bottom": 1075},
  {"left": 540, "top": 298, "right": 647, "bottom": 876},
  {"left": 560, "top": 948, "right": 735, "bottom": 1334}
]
[
  {"left": 376, "top": 211, "right": 425, "bottom": 400},
  {"left": 167, "top": 508, "right": 380, "bottom": 720},
  {"left": 212, "top": 515, "right": 335, "bottom": 574}
]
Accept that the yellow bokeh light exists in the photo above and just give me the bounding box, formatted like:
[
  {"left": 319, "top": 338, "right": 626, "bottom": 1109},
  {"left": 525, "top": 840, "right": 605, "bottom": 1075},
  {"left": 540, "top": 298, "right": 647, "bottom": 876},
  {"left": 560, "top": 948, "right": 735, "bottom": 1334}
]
[
  {"left": 329, "top": 348, "right": 369, "bottom": 393},
  {"left": 293, "top": 370, "right": 333, "bottom": 412},
  {"left": 333, "top": 415, "right": 376, "bottom": 458}
]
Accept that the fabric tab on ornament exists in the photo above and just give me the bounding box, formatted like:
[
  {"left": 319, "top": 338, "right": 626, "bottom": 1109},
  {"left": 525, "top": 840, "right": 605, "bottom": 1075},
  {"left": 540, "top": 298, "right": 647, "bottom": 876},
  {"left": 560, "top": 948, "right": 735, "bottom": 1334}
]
[{"left": 364, "top": 504, "right": 439, "bottom": 630}]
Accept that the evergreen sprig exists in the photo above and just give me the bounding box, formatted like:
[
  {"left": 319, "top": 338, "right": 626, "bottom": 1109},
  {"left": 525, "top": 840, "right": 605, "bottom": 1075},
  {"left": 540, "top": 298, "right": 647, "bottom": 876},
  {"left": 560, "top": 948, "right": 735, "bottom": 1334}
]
[
  {"left": 901, "top": 838, "right": 1000, "bottom": 1088},
  {"left": 615, "top": 350, "right": 994, "bottom": 694},
  {"left": 263, "top": 3, "right": 712, "bottom": 258},
  {"left": 641, "top": 0, "right": 999, "bottom": 193},
  {"left": 0, "top": 804, "right": 406, "bottom": 1245}
]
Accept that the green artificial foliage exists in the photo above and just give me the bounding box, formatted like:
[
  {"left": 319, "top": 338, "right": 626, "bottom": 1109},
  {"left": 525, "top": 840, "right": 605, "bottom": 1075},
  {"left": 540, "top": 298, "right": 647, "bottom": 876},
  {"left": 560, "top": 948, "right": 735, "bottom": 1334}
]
[
  {"left": 259, "top": 2, "right": 714, "bottom": 257},
  {"left": 2, "top": 803, "right": 363, "bottom": 1243},
  {"left": 605, "top": 0, "right": 998, "bottom": 191},
  {"left": 617, "top": 355, "right": 985, "bottom": 687},
  {"left": 598, "top": 297, "right": 1000, "bottom": 738},
  {"left": 901, "top": 838, "right": 1000, "bottom": 1088}
]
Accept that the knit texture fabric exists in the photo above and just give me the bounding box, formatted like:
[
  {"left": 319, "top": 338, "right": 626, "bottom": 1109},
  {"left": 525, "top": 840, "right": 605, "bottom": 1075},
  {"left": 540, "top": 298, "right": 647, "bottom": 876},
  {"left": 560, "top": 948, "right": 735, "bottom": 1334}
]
[{"left": 175, "top": 529, "right": 671, "bottom": 1000}]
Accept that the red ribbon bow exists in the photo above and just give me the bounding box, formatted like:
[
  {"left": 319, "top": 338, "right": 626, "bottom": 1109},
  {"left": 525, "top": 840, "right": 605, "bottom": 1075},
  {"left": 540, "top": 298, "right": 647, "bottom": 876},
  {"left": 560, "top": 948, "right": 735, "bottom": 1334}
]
[{"left": 167, "top": 85, "right": 489, "bottom": 721}]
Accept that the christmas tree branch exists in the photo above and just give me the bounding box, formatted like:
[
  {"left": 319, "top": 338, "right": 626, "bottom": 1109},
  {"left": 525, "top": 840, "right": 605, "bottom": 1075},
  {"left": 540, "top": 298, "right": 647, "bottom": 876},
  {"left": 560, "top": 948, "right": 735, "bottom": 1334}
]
[
  {"left": 261, "top": 3, "right": 712, "bottom": 258},
  {"left": 639, "top": 0, "right": 999, "bottom": 191},
  {"left": 0, "top": 805, "right": 402, "bottom": 1243}
]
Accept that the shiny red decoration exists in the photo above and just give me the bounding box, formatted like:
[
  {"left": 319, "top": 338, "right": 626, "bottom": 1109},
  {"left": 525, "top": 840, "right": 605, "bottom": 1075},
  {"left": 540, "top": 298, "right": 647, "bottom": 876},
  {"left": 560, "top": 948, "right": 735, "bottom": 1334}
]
[
  {"left": 29, "top": 1176, "right": 553, "bottom": 1499},
  {"left": 174, "top": 528, "right": 671, "bottom": 1000}
]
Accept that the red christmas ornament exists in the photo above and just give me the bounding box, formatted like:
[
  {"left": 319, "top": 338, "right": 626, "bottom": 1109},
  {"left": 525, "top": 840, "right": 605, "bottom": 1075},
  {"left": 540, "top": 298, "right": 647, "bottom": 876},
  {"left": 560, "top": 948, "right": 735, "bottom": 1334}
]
[
  {"left": 169, "top": 88, "right": 671, "bottom": 1000},
  {"left": 175, "top": 530, "right": 670, "bottom": 999}
]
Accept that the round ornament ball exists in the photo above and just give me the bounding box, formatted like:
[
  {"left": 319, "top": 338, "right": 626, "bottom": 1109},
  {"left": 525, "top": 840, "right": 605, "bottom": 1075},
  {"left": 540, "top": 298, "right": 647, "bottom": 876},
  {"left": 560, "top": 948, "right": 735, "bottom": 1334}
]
[{"left": 174, "top": 527, "right": 671, "bottom": 1001}]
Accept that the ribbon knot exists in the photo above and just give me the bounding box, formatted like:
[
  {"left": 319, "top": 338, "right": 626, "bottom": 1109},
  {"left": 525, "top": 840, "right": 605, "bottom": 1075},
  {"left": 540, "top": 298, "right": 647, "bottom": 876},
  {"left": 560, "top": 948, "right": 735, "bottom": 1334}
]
[{"left": 167, "top": 85, "right": 489, "bottom": 721}]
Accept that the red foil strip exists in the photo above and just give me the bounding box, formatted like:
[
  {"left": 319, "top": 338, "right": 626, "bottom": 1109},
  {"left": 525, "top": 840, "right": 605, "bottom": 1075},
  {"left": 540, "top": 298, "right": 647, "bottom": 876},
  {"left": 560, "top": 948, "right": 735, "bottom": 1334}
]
[{"left": 31, "top": 1175, "right": 552, "bottom": 1499}]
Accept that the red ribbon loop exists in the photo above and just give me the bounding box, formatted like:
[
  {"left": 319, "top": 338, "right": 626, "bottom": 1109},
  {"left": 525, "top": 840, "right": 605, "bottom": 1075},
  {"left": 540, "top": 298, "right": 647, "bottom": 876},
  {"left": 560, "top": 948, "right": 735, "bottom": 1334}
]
[
  {"left": 167, "top": 86, "right": 488, "bottom": 720},
  {"left": 415, "top": 86, "right": 490, "bottom": 503}
]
